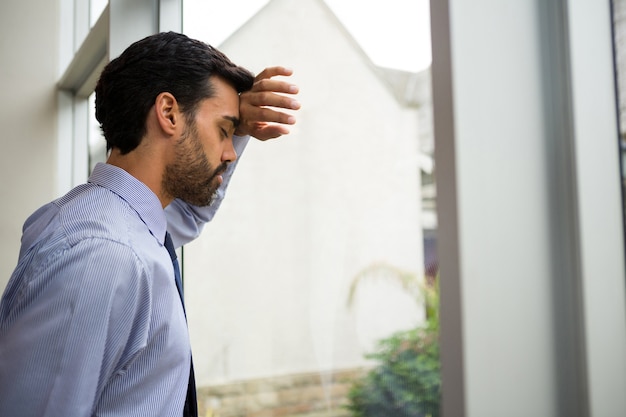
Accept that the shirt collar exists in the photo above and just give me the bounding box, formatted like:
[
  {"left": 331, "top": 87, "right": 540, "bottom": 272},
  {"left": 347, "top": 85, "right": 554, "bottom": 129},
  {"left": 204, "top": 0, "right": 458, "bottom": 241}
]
[{"left": 88, "top": 162, "right": 167, "bottom": 244}]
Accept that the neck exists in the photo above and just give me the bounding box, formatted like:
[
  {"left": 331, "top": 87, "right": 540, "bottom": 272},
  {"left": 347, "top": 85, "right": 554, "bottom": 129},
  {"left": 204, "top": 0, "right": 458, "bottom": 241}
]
[{"left": 106, "top": 147, "right": 172, "bottom": 208}]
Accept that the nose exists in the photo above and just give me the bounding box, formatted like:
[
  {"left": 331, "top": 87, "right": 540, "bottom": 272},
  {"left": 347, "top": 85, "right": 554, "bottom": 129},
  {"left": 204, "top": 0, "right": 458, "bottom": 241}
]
[{"left": 221, "top": 137, "right": 237, "bottom": 164}]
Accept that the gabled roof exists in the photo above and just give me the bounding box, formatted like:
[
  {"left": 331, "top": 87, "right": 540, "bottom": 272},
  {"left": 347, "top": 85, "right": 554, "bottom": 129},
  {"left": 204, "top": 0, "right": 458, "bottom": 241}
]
[
  {"left": 376, "top": 66, "right": 431, "bottom": 108},
  {"left": 219, "top": 0, "right": 430, "bottom": 109}
]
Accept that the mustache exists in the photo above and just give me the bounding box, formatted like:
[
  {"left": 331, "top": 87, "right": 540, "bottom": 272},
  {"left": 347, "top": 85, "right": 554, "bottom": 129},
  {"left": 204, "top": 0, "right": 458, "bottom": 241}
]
[
  {"left": 206, "top": 161, "right": 229, "bottom": 183},
  {"left": 214, "top": 161, "right": 229, "bottom": 177}
]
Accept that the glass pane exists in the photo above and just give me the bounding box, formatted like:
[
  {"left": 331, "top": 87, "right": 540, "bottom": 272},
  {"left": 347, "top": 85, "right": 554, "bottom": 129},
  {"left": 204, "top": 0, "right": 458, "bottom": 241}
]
[
  {"left": 90, "top": 0, "right": 108, "bottom": 27},
  {"left": 183, "top": 1, "right": 438, "bottom": 415}
]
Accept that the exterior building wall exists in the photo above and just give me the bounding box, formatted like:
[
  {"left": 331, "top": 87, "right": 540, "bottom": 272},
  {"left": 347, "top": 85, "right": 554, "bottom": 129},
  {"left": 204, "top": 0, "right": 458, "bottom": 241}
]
[{"left": 184, "top": 0, "right": 425, "bottom": 388}]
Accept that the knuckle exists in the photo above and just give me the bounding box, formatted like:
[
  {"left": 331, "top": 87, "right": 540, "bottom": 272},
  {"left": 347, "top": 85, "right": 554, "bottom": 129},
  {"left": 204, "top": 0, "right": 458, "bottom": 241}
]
[
  {"left": 255, "top": 78, "right": 271, "bottom": 89},
  {"left": 260, "top": 107, "right": 275, "bottom": 119}
]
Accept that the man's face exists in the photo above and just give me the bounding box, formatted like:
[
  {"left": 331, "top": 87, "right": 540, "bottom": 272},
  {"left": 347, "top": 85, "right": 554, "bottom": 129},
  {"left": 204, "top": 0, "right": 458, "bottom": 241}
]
[{"left": 162, "top": 76, "right": 240, "bottom": 206}]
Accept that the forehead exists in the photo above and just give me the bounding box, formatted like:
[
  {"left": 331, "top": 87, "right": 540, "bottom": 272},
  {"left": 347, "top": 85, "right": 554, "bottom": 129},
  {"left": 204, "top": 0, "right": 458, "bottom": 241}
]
[
  {"left": 206, "top": 76, "right": 239, "bottom": 110},
  {"left": 192, "top": 76, "right": 240, "bottom": 129}
]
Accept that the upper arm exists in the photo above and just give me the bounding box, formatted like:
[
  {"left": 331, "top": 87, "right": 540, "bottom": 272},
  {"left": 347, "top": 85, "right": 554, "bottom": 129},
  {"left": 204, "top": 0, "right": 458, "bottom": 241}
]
[{"left": 0, "top": 238, "right": 151, "bottom": 416}]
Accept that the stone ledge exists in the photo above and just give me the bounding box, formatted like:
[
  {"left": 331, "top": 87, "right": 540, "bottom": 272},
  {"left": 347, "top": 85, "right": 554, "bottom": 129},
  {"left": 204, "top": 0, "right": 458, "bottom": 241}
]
[{"left": 198, "top": 367, "right": 369, "bottom": 417}]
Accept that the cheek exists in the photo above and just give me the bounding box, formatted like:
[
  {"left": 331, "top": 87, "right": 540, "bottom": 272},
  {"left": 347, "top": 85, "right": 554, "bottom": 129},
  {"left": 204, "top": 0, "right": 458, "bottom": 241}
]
[
  {"left": 200, "top": 135, "right": 226, "bottom": 161},
  {"left": 191, "top": 132, "right": 211, "bottom": 158}
]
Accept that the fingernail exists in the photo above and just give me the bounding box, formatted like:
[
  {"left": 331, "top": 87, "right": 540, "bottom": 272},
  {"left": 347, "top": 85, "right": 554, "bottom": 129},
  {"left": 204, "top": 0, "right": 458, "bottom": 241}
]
[
  {"left": 287, "top": 116, "right": 296, "bottom": 124},
  {"left": 289, "top": 85, "right": 299, "bottom": 93},
  {"left": 290, "top": 100, "right": 301, "bottom": 109}
]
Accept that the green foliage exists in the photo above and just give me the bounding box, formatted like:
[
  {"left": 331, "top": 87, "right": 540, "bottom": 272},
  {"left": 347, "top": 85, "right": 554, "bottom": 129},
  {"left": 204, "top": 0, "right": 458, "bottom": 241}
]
[{"left": 346, "top": 277, "right": 441, "bottom": 417}]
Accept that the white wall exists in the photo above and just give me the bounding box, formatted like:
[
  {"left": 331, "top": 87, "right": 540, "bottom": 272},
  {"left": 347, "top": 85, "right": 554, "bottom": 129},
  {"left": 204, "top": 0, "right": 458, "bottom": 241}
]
[{"left": 0, "top": 0, "right": 60, "bottom": 288}]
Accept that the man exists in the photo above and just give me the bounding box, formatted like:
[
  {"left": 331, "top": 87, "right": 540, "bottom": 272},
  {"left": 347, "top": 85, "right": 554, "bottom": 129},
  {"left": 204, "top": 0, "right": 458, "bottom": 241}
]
[{"left": 0, "top": 32, "right": 300, "bottom": 416}]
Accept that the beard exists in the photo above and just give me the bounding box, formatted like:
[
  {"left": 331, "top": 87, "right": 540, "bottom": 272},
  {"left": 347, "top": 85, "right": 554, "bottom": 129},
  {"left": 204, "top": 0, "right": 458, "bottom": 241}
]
[{"left": 162, "top": 123, "right": 228, "bottom": 207}]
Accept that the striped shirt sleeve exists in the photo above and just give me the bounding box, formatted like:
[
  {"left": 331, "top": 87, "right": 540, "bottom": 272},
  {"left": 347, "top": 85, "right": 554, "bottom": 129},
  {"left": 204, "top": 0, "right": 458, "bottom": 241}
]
[{"left": 0, "top": 237, "right": 151, "bottom": 417}]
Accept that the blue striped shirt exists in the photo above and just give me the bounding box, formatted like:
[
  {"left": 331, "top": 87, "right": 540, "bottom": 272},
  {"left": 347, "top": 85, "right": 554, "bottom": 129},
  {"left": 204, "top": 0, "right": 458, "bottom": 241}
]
[{"left": 0, "top": 134, "right": 248, "bottom": 417}]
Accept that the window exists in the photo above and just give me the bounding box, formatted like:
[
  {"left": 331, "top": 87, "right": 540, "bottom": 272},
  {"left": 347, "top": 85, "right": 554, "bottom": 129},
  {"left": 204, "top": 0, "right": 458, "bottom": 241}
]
[
  {"left": 57, "top": 0, "right": 109, "bottom": 190},
  {"left": 183, "top": 1, "right": 438, "bottom": 415}
]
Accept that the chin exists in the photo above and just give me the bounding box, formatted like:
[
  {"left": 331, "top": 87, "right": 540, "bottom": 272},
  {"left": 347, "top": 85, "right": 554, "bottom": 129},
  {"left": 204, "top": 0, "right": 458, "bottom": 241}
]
[
  {"left": 196, "top": 189, "right": 219, "bottom": 207},
  {"left": 207, "top": 189, "right": 220, "bottom": 206}
]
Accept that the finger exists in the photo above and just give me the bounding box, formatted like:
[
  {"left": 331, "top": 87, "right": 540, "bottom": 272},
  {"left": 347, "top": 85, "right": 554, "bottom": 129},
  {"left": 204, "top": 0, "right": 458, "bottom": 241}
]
[
  {"left": 241, "top": 105, "right": 296, "bottom": 125},
  {"left": 254, "top": 124, "right": 291, "bottom": 141},
  {"left": 254, "top": 66, "right": 293, "bottom": 81},
  {"left": 242, "top": 91, "right": 301, "bottom": 110},
  {"left": 234, "top": 120, "right": 291, "bottom": 140},
  {"left": 251, "top": 78, "right": 299, "bottom": 95}
]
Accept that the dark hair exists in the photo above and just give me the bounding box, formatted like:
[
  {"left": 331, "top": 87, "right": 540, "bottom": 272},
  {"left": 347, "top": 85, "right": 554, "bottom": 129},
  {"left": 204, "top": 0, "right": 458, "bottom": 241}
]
[{"left": 95, "top": 31, "right": 255, "bottom": 154}]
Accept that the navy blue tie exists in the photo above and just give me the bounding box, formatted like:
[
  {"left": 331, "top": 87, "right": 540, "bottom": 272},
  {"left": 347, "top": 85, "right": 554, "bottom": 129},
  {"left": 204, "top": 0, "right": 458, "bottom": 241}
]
[{"left": 164, "top": 232, "right": 198, "bottom": 417}]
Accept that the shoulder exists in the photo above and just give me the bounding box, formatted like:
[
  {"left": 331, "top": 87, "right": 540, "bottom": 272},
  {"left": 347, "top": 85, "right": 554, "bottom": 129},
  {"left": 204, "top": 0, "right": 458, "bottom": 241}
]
[
  {"left": 1, "top": 236, "right": 152, "bottom": 336},
  {"left": 5, "top": 182, "right": 169, "bottom": 319},
  {"left": 21, "top": 236, "right": 150, "bottom": 300},
  {"left": 57, "top": 184, "right": 138, "bottom": 246},
  {"left": 52, "top": 183, "right": 166, "bottom": 266}
]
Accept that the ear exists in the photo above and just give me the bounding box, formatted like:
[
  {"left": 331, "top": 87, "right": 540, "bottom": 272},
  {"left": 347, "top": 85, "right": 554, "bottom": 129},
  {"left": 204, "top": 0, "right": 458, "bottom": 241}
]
[{"left": 154, "top": 92, "right": 181, "bottom": 135}]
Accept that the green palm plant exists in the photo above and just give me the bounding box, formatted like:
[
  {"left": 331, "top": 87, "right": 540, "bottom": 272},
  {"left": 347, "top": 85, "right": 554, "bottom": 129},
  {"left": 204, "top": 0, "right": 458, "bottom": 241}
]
[{"left": 345, "top": 262, "right": 440, "bottom": 417}]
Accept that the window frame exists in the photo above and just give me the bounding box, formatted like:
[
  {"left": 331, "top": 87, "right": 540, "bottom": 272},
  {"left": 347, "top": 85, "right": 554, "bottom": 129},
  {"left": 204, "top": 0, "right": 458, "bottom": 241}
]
[{"left": 56, "top": 0, "right": 181, "bottom": 193}]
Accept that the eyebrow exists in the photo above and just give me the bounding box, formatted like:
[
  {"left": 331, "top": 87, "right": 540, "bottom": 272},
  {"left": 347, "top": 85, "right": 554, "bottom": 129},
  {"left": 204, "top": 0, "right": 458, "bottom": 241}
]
[{"left": 222, "top": 115, "right": 240, "bottom": 129}]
